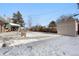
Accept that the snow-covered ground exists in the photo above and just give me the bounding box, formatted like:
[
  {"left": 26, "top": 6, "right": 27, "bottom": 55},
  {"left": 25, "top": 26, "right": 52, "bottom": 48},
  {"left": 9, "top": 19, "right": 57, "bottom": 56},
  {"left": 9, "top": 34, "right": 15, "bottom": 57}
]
[{"left": 0, "top": 31, "right": 79, "bottom": 56}]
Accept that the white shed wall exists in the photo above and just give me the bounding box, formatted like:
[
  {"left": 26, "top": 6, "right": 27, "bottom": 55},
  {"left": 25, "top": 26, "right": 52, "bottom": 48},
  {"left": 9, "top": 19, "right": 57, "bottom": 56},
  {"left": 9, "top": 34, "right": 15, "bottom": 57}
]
[{"left": 57, "top": 20, "right": 77, "bottom": 36}]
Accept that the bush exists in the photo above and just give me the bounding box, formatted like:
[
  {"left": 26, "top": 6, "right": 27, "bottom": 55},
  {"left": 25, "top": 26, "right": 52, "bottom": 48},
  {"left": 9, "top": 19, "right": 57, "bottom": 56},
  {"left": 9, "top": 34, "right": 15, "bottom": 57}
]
[{"left": 29, "top": 25, "right": 57, "bottom": 33}]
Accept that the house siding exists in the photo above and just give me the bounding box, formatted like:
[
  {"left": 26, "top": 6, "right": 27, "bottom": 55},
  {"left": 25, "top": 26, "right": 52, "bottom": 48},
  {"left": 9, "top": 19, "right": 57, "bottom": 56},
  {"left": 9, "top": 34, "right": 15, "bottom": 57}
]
[{"left": 0, "top": 20, "right": 5, "bottom": 32}]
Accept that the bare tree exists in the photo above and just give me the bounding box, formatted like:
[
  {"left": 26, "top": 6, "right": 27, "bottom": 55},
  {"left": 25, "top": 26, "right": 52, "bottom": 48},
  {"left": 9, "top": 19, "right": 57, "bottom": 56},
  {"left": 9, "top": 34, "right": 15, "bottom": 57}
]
[{"left": 28, "top": 16, "right": 32, "bottom": 29}]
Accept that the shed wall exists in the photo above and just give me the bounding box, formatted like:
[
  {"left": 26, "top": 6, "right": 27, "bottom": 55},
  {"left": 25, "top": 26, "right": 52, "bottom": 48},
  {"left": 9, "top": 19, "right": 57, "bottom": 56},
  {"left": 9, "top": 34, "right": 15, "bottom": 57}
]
[{"left": 57, "top": 20, "right": 77, "bottom": 36}]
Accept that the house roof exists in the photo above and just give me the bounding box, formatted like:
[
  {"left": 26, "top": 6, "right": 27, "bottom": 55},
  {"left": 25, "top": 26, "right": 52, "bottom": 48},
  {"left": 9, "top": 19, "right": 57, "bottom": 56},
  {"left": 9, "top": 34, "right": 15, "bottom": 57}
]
[
  {"left": 9, "top": 23, "right": 20, "bottom": 27},
  {"left": 0, "top": 16, "right": 5, "bottom": 21},
  {"left": 0, "top": 16, "right": 8, "bottom": 23}
]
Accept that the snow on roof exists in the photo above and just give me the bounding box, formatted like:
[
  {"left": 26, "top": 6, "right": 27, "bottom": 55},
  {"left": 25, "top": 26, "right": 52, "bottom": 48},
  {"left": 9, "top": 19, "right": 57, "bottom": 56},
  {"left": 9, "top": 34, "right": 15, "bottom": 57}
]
[{"left": 9, "top": 23, "right": 20, "bottom": 27}]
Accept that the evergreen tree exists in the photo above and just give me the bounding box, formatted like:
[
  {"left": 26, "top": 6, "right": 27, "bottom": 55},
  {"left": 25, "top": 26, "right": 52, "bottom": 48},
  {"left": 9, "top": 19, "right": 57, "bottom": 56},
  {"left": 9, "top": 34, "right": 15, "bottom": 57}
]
[
  {"left": 48, "top": 21, "right": 56, "bottom": 28},
  {"left": 12, "top": 11, "right": 25, "bottom": 27}
]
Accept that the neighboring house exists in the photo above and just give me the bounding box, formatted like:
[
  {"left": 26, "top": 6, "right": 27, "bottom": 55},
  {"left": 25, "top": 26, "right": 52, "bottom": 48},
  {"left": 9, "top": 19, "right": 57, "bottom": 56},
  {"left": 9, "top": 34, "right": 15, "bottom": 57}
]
[
  {"left": 0, "top": 16, "right": 20, "bottom": 32},
  {"left": 5, "top": 23, "right": 20, "bottom": 31},
  {"left": 56, "top": 18, "right": 79, "bottom": 36},
  {"left": 4, "top": 17, "right": 20, "bottom": 31}
]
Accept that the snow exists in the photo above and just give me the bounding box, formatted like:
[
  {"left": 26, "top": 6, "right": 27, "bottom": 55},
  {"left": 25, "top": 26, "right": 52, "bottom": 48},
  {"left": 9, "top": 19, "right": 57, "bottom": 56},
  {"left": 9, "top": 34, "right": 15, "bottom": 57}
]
[
  {"left": 0, "top": 32, "right": 79, "bottom": 56},
  {"left": 9, "top": 23, "right": 20, "bottom": 26}
]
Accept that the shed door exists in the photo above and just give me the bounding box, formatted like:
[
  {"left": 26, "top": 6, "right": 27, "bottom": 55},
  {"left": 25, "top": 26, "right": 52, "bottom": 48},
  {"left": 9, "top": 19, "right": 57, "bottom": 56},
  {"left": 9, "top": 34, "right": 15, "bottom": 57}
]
[{"left": 78, "top": 24, "right": 79, "bottom": 34}]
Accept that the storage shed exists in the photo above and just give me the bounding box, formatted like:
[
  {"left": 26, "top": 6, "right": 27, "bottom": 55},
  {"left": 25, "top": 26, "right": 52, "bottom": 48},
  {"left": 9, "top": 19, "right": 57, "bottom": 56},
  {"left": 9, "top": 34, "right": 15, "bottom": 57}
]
[{"left": 56, "top": 16, "right": 79, "bottom": 36}]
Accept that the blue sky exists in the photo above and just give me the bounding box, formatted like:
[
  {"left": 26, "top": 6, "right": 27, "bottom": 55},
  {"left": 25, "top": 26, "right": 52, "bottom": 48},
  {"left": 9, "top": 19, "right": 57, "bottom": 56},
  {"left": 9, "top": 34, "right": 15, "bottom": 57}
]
[{"left": 0, "top": 3, "right": 79, "bottom": 27}]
